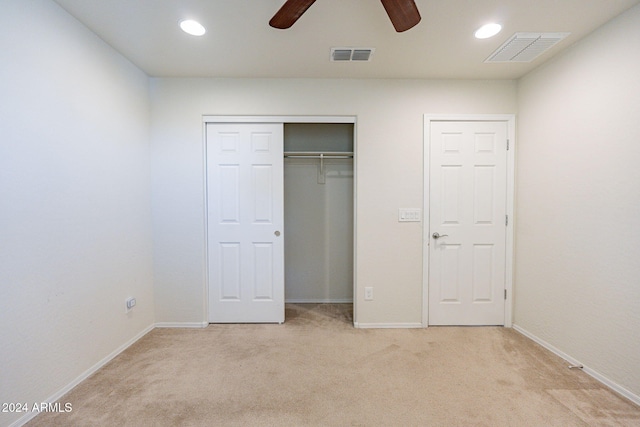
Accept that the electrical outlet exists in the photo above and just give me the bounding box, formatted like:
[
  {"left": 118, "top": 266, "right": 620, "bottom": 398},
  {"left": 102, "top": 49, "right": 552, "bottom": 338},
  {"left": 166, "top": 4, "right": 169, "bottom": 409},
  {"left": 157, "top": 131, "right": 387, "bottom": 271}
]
[
  {"left": 364, "top": 287, "right": 373, "bottom": 301},
  {"left": 125, "top": 297, "right": 136, "bottom": 313}
]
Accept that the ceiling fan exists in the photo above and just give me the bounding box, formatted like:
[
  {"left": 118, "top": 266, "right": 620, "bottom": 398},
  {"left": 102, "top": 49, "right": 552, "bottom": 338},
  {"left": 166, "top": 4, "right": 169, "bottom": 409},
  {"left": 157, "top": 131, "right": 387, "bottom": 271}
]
[{"left": 269, "top": 0, "right": 421, "bottom": 32}]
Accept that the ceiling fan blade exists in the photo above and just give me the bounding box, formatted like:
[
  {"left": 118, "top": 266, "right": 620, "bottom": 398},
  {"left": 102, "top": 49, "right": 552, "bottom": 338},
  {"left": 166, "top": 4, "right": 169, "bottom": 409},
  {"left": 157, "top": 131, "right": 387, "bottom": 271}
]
[
  {"left": 269, "top": 0, "right": 317, "bottom": 29},
  {"left": 380, "top": 0, "right": 421, "bottom": 32}
]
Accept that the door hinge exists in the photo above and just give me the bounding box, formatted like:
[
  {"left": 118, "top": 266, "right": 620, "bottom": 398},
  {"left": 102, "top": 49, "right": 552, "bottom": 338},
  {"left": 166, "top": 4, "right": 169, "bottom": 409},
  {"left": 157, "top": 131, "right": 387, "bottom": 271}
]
[
  {"left": 504, "top": 289, "right": 507, "bottom": 300},
  {"left": 506, "top": 139, "right": 510, "bottom": 150},
  {"left": 505, "top": 215, "right": 508, "bottom": 226}
]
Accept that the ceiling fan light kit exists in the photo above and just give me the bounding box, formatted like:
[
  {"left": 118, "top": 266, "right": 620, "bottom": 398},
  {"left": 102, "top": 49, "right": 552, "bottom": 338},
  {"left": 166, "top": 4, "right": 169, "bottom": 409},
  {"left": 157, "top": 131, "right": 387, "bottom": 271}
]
[{"left": 269, "top": 0, "right": 421, "bottom": 32}]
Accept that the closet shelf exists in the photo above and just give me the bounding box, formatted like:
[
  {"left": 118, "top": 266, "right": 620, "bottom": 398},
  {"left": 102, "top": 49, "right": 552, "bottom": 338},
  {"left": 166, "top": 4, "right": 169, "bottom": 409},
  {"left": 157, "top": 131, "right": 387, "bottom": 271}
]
[{"left": 284, "top": 151, "right": 353, "bottom": 185}]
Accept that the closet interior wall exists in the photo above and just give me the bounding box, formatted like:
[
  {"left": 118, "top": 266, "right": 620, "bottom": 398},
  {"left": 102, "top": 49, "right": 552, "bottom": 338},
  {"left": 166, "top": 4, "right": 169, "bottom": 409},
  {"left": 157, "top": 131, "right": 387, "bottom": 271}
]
[{"left": 284, "top": 123, "right": 354, "bottom": 303}]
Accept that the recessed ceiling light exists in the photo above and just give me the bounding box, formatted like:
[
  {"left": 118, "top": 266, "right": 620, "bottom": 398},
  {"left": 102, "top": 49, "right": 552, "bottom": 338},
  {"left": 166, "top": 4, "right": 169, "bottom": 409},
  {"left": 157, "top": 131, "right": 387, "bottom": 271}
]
[
  {"left": 475, "top": 23, "right": 502, "bottom": 39},
  {"left": 180, "top": 19, "right": 206, "bottom": 36}
]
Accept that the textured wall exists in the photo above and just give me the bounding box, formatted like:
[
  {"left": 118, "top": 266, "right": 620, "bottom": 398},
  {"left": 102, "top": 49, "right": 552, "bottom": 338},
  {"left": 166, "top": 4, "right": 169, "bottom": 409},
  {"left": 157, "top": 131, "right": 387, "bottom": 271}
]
[
  {"left": 515, "top": 4, "right": 640, "bottom": 398},
  {"left": 0, "top": 1, "right": 154, "bottom": 425}
]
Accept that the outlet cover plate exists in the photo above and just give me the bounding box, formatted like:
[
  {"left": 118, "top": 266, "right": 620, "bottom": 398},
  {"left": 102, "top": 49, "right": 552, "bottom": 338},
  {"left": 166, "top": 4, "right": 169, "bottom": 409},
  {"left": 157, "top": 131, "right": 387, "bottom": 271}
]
[{"left": 364, "top": 287, "right": 373, "bottom": 301}]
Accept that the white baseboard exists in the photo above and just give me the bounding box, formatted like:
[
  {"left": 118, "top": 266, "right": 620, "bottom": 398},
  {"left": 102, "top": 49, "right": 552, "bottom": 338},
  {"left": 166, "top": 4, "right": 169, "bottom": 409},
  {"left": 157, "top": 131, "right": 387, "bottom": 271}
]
[
  {"left": 155, "top": 322, "right": 209, "bottom": 328},
  {"left": 513, "top": 324, "right": 640, "bottom": 406},
  {"left": 286, "top": 299, "right": 353, "bottom": 304},
  {"left": 10, "top": 324, "right": 155, "bottom": 427},
  {"left": 354, "top": 322, "right": 423, "bottom": 329}
]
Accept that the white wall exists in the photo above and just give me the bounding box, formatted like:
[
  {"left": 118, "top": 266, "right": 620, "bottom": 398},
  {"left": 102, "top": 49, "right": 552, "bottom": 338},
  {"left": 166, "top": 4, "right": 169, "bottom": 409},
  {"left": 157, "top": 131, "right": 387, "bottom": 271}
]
[
  {"left": 1, "top": 0, "right": 636, "bottom": 420},
  {"left": 150, "top": 78, "right": 516, "bottom": 326},
  {"left": 0, "top": 1, "right": 154, "bottom": 425},
  {"left": 515, "top": 4, "right": 640, "bottom": 398},
  {"left": 1, "top": 0, "right": 636, "bottom": 423}
]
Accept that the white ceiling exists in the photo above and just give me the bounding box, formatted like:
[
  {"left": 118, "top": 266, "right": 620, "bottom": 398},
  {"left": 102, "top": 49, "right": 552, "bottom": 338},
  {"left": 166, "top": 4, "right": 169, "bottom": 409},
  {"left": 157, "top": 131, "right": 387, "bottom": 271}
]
[{"left": 53, "top": 0, "right": 639, "bottom": 79}]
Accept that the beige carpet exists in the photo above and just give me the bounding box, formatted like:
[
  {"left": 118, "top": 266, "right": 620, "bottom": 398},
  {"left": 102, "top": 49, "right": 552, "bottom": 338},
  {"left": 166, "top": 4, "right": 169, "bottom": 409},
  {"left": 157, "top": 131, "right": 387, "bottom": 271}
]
[{"left": 28, "top": 304, "right": 640, "bottom": 427}]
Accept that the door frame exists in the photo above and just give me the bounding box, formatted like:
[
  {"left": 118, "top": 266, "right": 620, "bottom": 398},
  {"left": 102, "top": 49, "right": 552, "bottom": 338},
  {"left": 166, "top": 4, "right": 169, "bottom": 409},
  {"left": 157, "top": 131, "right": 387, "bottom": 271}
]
[
  {"left": 422, "top": 114, "right": 515, "bottom": 328},
  {"left": 202, "top": 115, "right": 358, "bottom": 324}
]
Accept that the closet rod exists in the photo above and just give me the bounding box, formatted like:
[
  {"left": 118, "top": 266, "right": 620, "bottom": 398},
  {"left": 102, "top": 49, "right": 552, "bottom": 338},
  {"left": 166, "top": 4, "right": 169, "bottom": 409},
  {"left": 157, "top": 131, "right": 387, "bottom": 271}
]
[{"left": 284, "top": 151, "right": 353, "bottom": 158}]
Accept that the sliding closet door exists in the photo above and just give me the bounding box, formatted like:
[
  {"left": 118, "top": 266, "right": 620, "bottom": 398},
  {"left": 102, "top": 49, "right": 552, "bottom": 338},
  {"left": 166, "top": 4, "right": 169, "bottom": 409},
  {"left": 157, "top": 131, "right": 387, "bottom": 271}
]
[{"left": 206, "top": 123, "right": 284, "bottom": 323}]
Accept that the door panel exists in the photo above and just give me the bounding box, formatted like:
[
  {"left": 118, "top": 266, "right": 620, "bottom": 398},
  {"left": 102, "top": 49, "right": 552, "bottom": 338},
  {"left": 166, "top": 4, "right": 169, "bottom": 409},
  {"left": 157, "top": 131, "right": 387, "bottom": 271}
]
[
  {"left": 207, "top": 123, "right": 284, "bottom": 323},
  {"left": 429, "top": 121, "right": 507, "bottom": 325},
  {"left": 440, "top": 244, "right": 461, "bottom": 302}
]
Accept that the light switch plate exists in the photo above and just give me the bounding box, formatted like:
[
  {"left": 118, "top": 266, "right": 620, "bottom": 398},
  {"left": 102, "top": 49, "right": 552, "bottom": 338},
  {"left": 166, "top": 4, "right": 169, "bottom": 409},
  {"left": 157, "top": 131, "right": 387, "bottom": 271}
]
[{"left": 398, "top": 208, "right": 421, "bottom": 222}]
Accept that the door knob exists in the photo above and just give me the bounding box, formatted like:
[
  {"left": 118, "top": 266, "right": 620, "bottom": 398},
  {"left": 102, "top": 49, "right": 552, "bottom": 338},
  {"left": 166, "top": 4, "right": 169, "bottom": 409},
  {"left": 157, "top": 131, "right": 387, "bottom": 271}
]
[
  {"left": 274, "top": 230, "right": 281, "bottom": 237},
  {"left": 432, "top": 232, "right": 449, "bottom": 239}
]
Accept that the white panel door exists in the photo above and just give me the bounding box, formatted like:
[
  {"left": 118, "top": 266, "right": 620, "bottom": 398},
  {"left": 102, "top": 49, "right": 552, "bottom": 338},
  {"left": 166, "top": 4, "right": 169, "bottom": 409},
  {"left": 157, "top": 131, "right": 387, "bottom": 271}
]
[
  {"left": 206, "top": 123, "right": 284, "bottom": 323},
  {"left": 428, "top": 121, "right": 507, "bottom": 325}
]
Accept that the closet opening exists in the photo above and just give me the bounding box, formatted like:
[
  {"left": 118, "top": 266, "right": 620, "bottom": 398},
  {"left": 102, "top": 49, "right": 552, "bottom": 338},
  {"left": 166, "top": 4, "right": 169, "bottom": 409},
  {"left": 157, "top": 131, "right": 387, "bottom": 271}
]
[{"left": 283, "top": 123, "right": 354, "bottom": 322}]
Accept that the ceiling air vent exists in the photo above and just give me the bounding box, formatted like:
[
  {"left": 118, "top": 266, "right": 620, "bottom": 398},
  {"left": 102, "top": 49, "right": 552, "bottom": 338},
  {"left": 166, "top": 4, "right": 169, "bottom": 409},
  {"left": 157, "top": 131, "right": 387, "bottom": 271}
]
[
  {"left": 331, "top": 48, "right": 375, "bottom": 62},
  {"left": 485, "top": 32, "right": 570, "bottom": 63}
]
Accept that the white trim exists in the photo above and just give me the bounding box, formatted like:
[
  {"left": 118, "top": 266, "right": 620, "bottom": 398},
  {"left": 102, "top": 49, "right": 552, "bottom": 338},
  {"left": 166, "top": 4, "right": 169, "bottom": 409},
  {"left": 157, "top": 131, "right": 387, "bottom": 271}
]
[
  {"left": 513, "top": 325, "right": 640, "bottom": 406},
  {"left": 422, "top": 116, "right": 431, "bottom": 327},
  {"left": 423, "top": 114, "right": 516, "bottom": 328},
  {"left": 504, "top": 116, "right": 516, "bottom": 328},
  {"left": 352, "top": 122, "right": 358, "bottom": 327},
  {"left": 286, "top": 299, "right": 354, "bottom": 304},
  {"left": 423, "top": 114, "right": 516, "bottom": 122},
  {"left": 203, "top": 115, "right": 356, "bottom": 124},
  {"left": 155, "top": 322, "right": 209, "bottom": 328},
  {"left": 9, "top": 324, "right": 155, "bottom": 427},
  {"left": 354, "top": 322, "right": 423, "bottom": 329},
  {"left": 203, "top": 116, "right": 358, "bottom": 326},
  {"left": 201, "top": 121, "right": 210, "bottom": 326}
]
